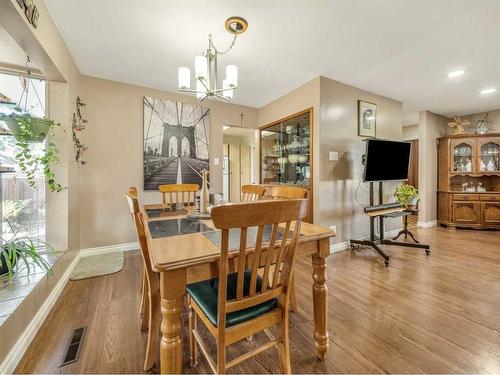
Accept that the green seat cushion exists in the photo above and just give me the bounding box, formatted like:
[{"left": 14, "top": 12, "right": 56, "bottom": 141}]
[{"left": 187, "top": 270, "right": 278, "bottom": 327}]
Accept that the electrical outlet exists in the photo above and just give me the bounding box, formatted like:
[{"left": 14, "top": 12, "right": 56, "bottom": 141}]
[{"left": 329, "top": 225, "right": 337, "bottom": 233}]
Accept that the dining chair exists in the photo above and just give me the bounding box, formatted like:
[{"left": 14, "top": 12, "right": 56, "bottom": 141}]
[
  {"left": 271, "top": 185, "right": 309, "bottom": 200},
  {"left": 270, "top": 185, "right": 308, "bottom": 311},
  {"left": 124, "top": 189, "right": 160, "bottom": 371},
  {"left": 158, "top": 183, "right": 199, "bottom": 207},
  {"left": 241, "top": 184, "right": 266, "bottom": 202},
  {"left": 187, "top": 198, "right": 308, "bottom": 374},
  {"left": 128, "top": 187, "right": 148, "bottom": 325}
]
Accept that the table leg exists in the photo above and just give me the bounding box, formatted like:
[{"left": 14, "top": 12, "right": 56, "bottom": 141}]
[
  {"left": 160, "top": 269, "right": 186, "bottom": 374},
  {"left": 312, "top": 252, "right": 329, "bottom": 360}
]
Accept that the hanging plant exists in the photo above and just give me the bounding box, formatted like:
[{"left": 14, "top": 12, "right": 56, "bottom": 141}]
[{"left": 0, "top": 109, "right": 64, "bottom": 192}]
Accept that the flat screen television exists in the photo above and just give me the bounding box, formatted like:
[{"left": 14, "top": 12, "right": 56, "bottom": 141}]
[{"left": 363, "top": 139, "right": 411, "bottom": 182}]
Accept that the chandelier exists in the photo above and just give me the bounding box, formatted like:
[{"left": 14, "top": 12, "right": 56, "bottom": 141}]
[{"left": 177, "top": 16, "right": 248, "bottom": 102}]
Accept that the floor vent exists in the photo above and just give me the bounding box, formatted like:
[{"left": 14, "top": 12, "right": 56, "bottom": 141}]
[{"left": 60, "top": 326, "right": 86, "bottom": 367}]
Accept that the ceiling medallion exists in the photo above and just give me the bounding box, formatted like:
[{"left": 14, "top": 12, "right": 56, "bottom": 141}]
[{"left": 177, "top": 17, "right": 248, "bottom": 102}]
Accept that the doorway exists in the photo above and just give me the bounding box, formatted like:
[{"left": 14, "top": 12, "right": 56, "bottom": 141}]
[
  {"left": 407, "top": 139, "right": 419, "bottom": 227},
  {"left": 222, "top": 126, "right": 258, "bottom": 202}
]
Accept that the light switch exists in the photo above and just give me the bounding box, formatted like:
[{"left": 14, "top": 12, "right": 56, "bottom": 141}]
[
  {"left": 329, "top": 151, "right": 339, "bottom": 161},
  {"left": 214, "top": 157, "right": 220, "bottom": 166}
]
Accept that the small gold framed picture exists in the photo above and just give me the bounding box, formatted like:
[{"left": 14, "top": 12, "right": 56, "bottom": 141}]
[{"left": 358, "top": 100, "right": 377, "bottom": 137}]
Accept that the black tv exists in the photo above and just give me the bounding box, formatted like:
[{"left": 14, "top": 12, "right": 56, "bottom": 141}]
[{"left": 363, "top": 139, "right": 411, "bottom": 182}]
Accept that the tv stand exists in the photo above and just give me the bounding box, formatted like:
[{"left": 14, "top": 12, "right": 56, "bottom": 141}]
[{"left": 350, "top": 181, "right": 430, "bottom": 266}]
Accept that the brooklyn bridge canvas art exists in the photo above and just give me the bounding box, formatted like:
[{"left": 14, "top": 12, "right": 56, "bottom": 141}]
[{"left": 143, "top": 97, "right": 209, "bottom": 190}]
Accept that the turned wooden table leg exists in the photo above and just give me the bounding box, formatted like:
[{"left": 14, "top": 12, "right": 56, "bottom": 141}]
[
  {"left": 312, "top": 252, "right": 329, "bottom": 360},
  {"left": 160, "top": 269, "right": 186, "bottom": 374}
]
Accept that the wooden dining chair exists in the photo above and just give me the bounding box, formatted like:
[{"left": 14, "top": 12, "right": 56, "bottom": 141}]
[
  {"left": 124, "top": 189, "right": 160, "bottom": 371},
  {"left": 270, "top": 185, "right": 308, "bottom": 311},
  {"left": 241, "top": 184, "right": 266, "bottom": 202},
  {"left": 271, "top": 185, "right": 309, "bottom": 200},
  {"left": 187, "top": 199, "right": 308, "bottom": 374},
  {"left": 158, "top": 183, "right": 199, "bottom": 207},
  {"left": 127, "top": 187, "right": 149, "bottom": 325}
]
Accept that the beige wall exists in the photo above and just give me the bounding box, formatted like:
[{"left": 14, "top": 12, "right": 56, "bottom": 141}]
[
  {"left": 460, "top": 109, "right": 500, "bottom": 133},
  {"left": 319, "top": 76, "right": 403, "bottom": 244},
  {"left": 403, "top": 124, "right": 419, "bottom": 140},
  {"left": 80, "top": 75, "right": 257, "bottom": 248},
  {"left": 417, "top": 111, "right": 448, "bottom": 223},
  {"left": 256, "top": 76, "right": 403, "bottom": 244}
]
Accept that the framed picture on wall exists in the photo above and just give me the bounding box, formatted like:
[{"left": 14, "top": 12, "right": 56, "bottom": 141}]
[
  {"left": 358, "top": 100, "right": 377, "bottom": 137},
  {"left": 143, "top": 97, "right": 210, "bottom": 190}
]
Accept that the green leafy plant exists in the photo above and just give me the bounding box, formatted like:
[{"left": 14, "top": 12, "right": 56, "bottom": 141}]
[
  {"left": 0, "top": 218, "right": 54, "bottom": 280},
  {"left": 0, "top": 109, "right": 64, "bottom": 192},
  {"left": 2, "top": 199, "right": 32, "bottom": 221},
  {"left": 394, "top": 183, "right": 420, "bottom": 207}
]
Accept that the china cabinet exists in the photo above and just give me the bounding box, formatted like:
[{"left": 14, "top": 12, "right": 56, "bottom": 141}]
[
  {"left": 437, "top": 133, "right": 500, "bottom": 229},
  {"left": 259, "top": 108, "right": 313, "bottom": 222}
]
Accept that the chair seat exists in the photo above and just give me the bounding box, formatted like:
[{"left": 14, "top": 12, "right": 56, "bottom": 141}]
[{"left": 187, "top": 270, "right": 278, "bottom": 327}]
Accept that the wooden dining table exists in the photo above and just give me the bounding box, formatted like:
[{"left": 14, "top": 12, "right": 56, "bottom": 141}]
[{"left": 142, "top": 203, "right": 335, "bottom": 374}]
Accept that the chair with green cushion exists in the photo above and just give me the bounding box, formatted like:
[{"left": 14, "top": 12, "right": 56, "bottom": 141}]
[{"left": 187, "top": 198, "right": 308, "bottom": 374}]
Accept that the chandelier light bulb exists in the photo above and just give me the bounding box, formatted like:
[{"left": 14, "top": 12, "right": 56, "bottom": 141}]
[
  {"left": 226, "top": 65, "right": 238, "bottom": 88},
  {"left": 223, "top": 79, "right": 234, "bottom": 100},
  {"left": 196, "top": 80, "right": 205, "bottom": 99},
  {"left": 178, "top": 67, "right": 191, "bottom": 90},
  {"left": 195, "top": 55, "right": 208, "bottom": 81}
]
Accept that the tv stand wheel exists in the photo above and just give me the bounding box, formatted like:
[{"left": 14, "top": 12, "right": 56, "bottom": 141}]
[
  {"left": 425, "top": 249, "right": 431, "bottom": 256},
  {"left": 384, "top": 260, "right": 389, "bottom": 267}
]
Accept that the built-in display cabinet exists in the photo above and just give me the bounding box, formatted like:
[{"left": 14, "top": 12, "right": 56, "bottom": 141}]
[
  {"left": 259, "top": 108, "right": 313, "bottom": 222},
  {"left": 437, "top": 133, "right": 500, "bottom": 229}
]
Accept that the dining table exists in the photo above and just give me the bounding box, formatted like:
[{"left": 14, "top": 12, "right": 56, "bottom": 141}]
[{"left": 142, "top": 203, "right": 336, "bottom": 374}]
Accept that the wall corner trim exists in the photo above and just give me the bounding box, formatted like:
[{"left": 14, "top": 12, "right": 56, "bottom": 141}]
[
  {"left": 417, "top": 220, "right": 437, "bottom": 229},
  {"left": 79, "top": 242, "right": 140, "bottom": 257}
]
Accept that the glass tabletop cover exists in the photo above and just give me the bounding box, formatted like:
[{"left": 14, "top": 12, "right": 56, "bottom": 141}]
[{"left": 148, "top": 217, "right": 213, "bottom": 239}]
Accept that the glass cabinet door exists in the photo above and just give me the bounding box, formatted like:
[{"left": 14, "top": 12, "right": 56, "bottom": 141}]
[
  {"left": 451, "top": 139, "right": 476, "bottom": 173},
  {"left": 260, "top": 111, "right": 311, "bottom": 187},
  {"left": 479, "top": 139, "right": 500, "bottom": 174}
]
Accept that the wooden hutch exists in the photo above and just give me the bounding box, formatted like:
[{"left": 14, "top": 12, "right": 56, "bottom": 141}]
[
  {"left": 259, "top": 108, "right": 313, "bottom": 222},
  {"left": 437, "top": 133, "right": 500, "bottom": 229}
]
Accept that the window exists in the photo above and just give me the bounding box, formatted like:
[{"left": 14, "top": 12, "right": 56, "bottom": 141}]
[{"left": 0, "top": 71, "right": 46, "bottom": 242}]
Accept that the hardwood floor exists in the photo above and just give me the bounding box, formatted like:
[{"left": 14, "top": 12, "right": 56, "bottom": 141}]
[{"left": 15, "top": 227, "right": 500, "bottom": 374}]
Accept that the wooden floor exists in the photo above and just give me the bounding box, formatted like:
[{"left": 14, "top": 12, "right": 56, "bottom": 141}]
[{"left": 15, "top": 227, "right": 500, "bottom": 374}]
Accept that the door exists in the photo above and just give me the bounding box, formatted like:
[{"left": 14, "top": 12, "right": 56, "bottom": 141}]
[
  {"left": 453, "top": 201, "right": 480, "bottom": 224},
  {"left": 240, "top": 145, "right": 251, "bottom": 187},
  {"left": 481, "top": 202, "right": 500, "bottom": 225},
  {"left": 478, "top": 138, "right": 500, "bottom": 174},
  {"left": 407, "top": 139, "right": 419, "bottom": 188},
  {"left": 229, "top": 144, "right": 241, "bottom": 202},
  {"left": 450, "top": 138, "right": 477, "bottom": 174}
]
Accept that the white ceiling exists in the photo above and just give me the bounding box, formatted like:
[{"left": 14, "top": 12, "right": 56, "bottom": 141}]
[{"left": 45, "top": 0, "right": 500, "bottom": 122}]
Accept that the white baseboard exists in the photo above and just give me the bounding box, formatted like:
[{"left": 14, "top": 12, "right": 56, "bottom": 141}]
[
  {"left": 79, "top": 242, "right": 139, "bottom": 257},
  {"left": 417, "top": 220, "right": 437, "bottom": 228},
  {"left": 0, "top": 252, "right": 82, "bottom": 375},
  {"left": 330, "top": 228, "right": 402, "bottom": 253}
]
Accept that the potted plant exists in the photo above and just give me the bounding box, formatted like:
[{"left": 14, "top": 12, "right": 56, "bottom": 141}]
[
  {"left": 0, "top": 108, "right": 64, "bottom": 192},
  {"left": 394, "top": 183, "right": 420, "bottom": 209},
  {"left": 0, "top": 218, "right": 54, "bottom": 280},
  {"left": 1, "top": 110, "right": 51, "bottom": 142}
]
